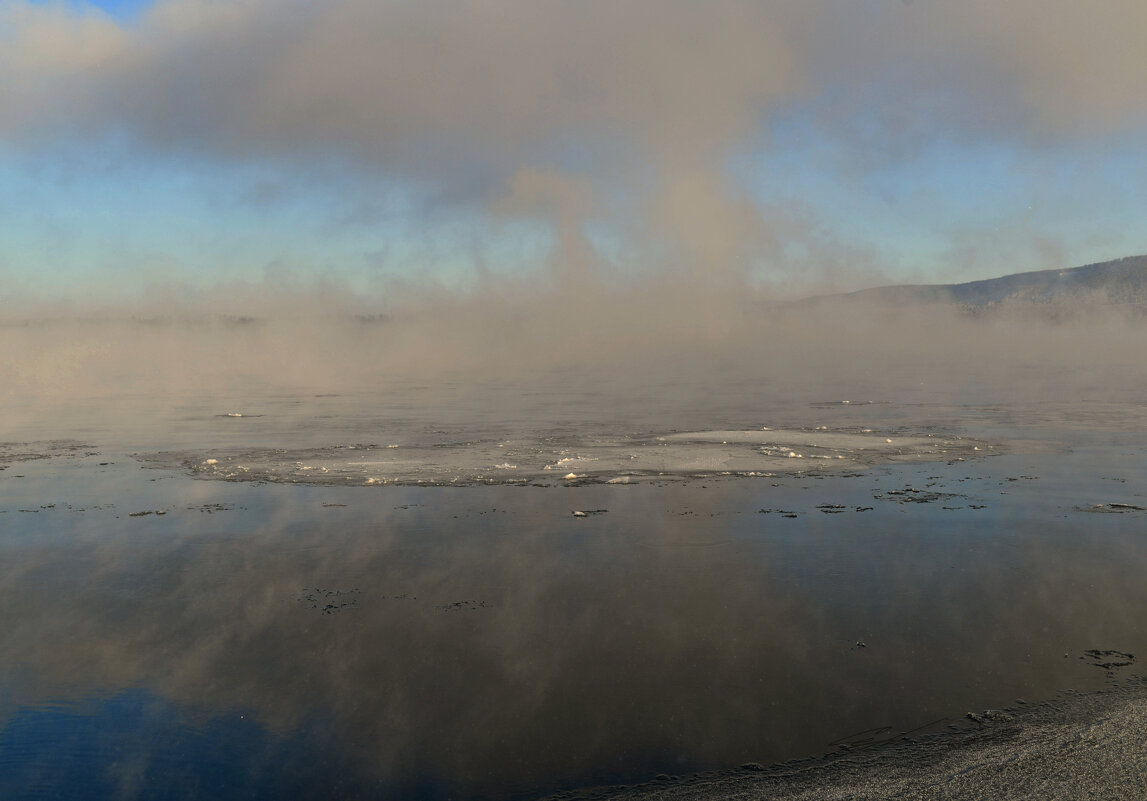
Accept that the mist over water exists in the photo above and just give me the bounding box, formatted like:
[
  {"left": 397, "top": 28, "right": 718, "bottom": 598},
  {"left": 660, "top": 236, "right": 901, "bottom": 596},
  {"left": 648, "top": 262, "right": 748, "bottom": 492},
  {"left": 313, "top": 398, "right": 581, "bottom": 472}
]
[
  {"left": 5, "top": 260, "right": 1147, "bottom": 801},
  {"left": 4, "top": 1, "right": 1147, "bottom": 797},
  {"left": 6, "top": 274, "right": 1147, "bottom": 433}
]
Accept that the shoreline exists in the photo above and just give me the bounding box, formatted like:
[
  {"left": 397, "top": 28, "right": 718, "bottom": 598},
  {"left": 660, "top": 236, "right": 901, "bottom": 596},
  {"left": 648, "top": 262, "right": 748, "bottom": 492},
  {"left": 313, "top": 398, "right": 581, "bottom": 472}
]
[{"left": 555, "top": 677, "right": 1147, "bottom": 800}]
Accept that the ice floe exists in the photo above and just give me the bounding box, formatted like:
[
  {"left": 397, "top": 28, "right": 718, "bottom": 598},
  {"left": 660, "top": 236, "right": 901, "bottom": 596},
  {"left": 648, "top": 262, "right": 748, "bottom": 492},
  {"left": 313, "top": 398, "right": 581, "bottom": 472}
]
[{"left": 137, "top": 426, "right": 995, "bottom": 487}]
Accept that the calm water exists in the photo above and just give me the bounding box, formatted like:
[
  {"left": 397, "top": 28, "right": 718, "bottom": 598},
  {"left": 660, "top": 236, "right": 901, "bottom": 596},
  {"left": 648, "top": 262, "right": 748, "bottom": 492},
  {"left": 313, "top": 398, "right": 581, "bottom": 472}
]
[{"left": 2, "top": 392, "right": 1147, "bottom": 799}]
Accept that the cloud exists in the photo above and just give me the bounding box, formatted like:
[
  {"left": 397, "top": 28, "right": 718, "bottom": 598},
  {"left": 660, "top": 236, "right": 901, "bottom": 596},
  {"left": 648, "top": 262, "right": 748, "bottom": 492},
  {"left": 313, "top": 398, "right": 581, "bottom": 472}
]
[
  {"left": 942, "top": 1, "right": 1147, "bottom": 136},
  {"left": 0, "top": 2, "right": 128, "bottom": 131},
  {"left": 3, "top": 0, "right": 1146, "bottom": 291},
  {"left": 8, "top": 1, "right": 1147, "bottom": 169},
  {"left": 2, "top": 1, "right": 801, "bottom": 177}
]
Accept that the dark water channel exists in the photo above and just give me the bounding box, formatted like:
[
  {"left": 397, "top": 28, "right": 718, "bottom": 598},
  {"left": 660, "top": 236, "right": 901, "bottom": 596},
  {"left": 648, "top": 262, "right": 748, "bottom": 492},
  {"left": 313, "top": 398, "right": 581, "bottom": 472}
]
[{"left": 2, "top": 417, "right": 1147, "bottom": 799}]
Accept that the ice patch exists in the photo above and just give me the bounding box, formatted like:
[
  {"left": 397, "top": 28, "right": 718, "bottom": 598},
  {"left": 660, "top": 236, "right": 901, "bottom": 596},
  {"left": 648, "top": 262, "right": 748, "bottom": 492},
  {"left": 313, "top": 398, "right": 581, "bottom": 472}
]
[{"left": 140, "top": 427, "right": 993, "bottom": 487}]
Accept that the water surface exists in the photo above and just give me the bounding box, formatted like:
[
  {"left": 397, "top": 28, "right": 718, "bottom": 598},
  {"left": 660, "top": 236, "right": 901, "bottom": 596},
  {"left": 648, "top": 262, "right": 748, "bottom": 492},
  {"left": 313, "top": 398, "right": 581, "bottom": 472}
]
[{"left": 2, "top": 394, "right": 1146, "bottom": 799}]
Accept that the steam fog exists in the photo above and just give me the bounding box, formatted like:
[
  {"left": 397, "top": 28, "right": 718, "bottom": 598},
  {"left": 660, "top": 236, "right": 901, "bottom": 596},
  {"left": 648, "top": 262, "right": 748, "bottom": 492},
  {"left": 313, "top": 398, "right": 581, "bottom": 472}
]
[
  {"left": 5, "top": 4, "right": 1147, "bottom": 798},
  {"left": 4, "top": 0, "right": 1147, "bottom": 434},
  {"left": 4, "top": 280, "right": 1147, "bottom": 438}
]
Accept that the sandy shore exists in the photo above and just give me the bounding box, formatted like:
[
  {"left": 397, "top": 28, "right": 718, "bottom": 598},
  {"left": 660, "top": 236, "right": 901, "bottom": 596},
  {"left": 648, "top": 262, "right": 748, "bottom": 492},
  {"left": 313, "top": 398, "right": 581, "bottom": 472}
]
[{"left": 557, "top": 678, "right": 1147, "bottom": 800}]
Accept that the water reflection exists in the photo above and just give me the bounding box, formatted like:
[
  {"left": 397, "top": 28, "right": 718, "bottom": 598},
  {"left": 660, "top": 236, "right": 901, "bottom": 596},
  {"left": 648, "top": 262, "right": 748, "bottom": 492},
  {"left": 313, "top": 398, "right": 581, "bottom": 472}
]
[
  {"left": 2, "top": 445, "right": 1147, "bottom": 799},
  {"left": 0, "top": 690, "right": 366, "bottom": 801}
]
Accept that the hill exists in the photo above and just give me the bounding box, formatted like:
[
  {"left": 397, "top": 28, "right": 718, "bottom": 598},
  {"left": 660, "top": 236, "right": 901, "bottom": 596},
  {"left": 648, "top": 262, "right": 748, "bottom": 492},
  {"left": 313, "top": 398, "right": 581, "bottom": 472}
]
[{"left": 820, "top": 255, "right": 1147, "bottom": 316}]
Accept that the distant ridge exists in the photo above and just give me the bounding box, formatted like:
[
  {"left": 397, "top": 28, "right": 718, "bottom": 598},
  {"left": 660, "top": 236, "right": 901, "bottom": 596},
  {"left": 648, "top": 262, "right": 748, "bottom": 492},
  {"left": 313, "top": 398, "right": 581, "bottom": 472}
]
[{"left": 816, "top": 255, "right": 1147, "bottom": 314}]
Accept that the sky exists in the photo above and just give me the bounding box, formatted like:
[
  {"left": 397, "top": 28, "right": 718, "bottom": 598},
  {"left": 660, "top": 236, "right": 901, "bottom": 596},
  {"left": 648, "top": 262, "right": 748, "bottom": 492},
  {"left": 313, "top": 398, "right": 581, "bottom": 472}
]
[{"left": 3, "top": 0, "right": 1147, "bottom": 308}]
